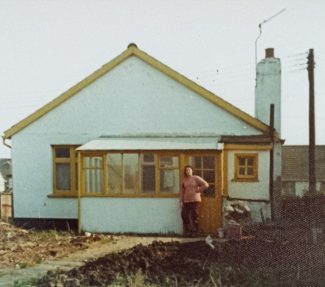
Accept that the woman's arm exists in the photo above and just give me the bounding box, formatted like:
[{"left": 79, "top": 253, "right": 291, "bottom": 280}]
[{"left": 195, "top": 176, "right": 209, "bottom": 193}]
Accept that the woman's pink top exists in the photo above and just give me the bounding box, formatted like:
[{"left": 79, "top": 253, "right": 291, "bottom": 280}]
[{"left": 181, "top": 175, "right": 209, "bottom": 203}]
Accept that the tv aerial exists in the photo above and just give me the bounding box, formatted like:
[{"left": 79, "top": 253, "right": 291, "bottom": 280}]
[{"left": 255, "top": 8, "right": 286, "bottom": 65}]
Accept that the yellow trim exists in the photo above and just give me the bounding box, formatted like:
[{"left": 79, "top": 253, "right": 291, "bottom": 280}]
[
  {"left": 224, "top": 144, "right": 272, "bottom": 151},
  {"left": 80, "top": 193, "right": 180, "bottom": 198},
  {"left": 222, "top": 150, "right": 228, "bottom": 196},
  {"left": 3, "top": 45, "right": 270, "bottom": 139},
  {"left": 52, "top": 145, "right": 79, "bottom": 196},
  {"left": 47, "top": 194, "right": 78, "bottom": 198},
  {"left": 77, "top": 152, "right": 82, "bottom": 234}
]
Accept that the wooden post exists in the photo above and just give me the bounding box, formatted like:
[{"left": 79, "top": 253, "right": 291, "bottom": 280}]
[
  {"left": 308, "top": 49, "right": 316, "bottom": 194},
  {"left": 269, "top": 104, "right": 274, "bottom": 220}
]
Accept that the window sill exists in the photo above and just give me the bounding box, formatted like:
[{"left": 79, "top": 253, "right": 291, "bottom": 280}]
[
  {"left": 81, "top": 193, "right": 179, "bottom": 198},
  {"left": 48, "top": 194, "right": 78, "bottom": 198},
  {"left": 232, "top": 178, "right": 259, "bottom": 183},
  {"left": 48, "top": 193, "right": 180, "bottom": 198}
]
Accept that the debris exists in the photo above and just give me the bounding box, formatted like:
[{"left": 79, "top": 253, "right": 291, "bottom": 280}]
[
  {"left": 205, "top": 235, "right": 215, "bottom": 249},
  {"left": 0, "top": 222, "right": 109, "bottom": 271}
]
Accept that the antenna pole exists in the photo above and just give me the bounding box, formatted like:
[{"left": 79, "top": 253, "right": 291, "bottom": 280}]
[{"left": 255, "top": 8, "right": 286, "bottom": 65}]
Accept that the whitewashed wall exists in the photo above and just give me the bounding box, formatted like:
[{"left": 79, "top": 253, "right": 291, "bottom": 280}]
[
  {"left": 226, "top": 150, "right": 270, "bottom": 222},
  {"left": 80, "top": 198, "right": 183, "bottom": 234},
  {"left": 255, "top": 56, "right": 281, "bottom": 134},
  {"left": 11, "top": 56, "right": 263, "bottom": 221},
  {"left": 227, "top": 150, "right": 270, "bottom": 200}
]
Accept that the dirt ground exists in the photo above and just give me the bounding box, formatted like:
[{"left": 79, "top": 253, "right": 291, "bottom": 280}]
[
  {"left": 0, "top": 221, "right": 108, "bottom": 275},
  {"left": 35, "top": 237, "right": 325, "bottom": 286},
  {"left": 1, "top": 221, "right": 325, "bottom": 286}
]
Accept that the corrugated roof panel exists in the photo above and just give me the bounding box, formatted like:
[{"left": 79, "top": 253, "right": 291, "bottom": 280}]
[{"left": 77, "top": 136, "right": 222, "bottom": 151}]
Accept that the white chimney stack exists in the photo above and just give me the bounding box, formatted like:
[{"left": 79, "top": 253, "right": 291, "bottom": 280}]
[{"left": 255, "top": 48, "right": 281, "bottom": 135}]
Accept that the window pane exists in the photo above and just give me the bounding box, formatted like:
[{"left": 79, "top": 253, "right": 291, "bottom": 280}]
[
  {"left": 203, "top": 170, "right": 215, "bottom": 183},
  {"left": 142, "top": 166, "right": 155, "bottom": 193},
  {"left": 56, "top": 163, "right": 71, "bottom": 190},
  {"left": 160, "top": 156, "right": 179, "bottom": 193},
  {"left": 141, "top": 154, "right": 155, "bottom": 193},
  {"left": 194, "top": 157, "right": 202, "bottom": 168},
  {"left": 124, "top": 154, "right": 139, "bottom": 194},
  {"left": 194, "top": 169, "right": 202, "bottom": 177},
  {"left": 239, "top": 157, "right": 246, "bottom": 166},
  {"left": 203, "top": 156, "right": 214, "bottom": 169},
  {"left": 84, "top": 157, "right": 103, "bottom": 193},
  {"left": 159, "top": 156, "right": 174, "bottom": 168},
  {"left": 247, "top": 167, "right": 254, "bottom": 175},
  {"left": 107, "top": 154, "right": 122, "bottom": 194},
  {"left": 160, "top": 169, "right": 179, "bottom": 193},
  {"left": 55, "top": 147, "right": 70, "bottom": 158},
  {"left": 143, "top": 154, "right": 154, "bottom": 162},
  {"left": 75, "top": 163, "right": 78, "bottom": 191},
  {"left": 84, "top": 157, "right": 102, "bottom": 168},
  {"left": 239, "top": 167, "right": 246, "bottom": 175},
  {"left": 247, "top": 158, "right": 254, "bottom": 166}
]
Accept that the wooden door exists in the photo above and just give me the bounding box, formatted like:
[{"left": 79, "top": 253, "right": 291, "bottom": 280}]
[{"left": 187, "top": 154, "right": 221, "bottom": 234}]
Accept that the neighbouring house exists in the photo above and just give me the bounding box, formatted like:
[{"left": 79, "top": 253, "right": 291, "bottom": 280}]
[
  {"left": 0, "top": 159, "right": 12, "bottom": 220},
  {"left": 0, "top": 159, "right": 12, "bottom": 193},
  {"left": 2, "top": 44, "right": 282, "bottom": 234},
  {"left": 282, "top": 145, "right": 325, "bottom": 197}
]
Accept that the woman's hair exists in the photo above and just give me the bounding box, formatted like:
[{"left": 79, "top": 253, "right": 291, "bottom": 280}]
[{"left": 184, "top": 165, "right": 194, "bottom": 176}]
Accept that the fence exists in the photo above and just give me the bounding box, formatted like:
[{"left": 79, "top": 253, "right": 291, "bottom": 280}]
[
  {"left": 0, "top": 192, "right": 12, "bottom": 221},
  {"left": 281, "top": 195, "right": 325, "bottom": 224}
]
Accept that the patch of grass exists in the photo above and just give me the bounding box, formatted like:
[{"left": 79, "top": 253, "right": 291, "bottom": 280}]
[
  {"left": 13, "top": 278, "right": 39, "bottom": 287},
  {"left": 29, "top": 229, "right": 73, "bottom": 241}
]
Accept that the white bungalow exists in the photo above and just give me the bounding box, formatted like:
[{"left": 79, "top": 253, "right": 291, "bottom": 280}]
[{"left": 3, "top": 44, "right": 282, "bottom": 234}]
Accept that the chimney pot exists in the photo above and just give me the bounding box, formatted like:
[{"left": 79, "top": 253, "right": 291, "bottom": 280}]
[{"left": 265, "top": 48, "right": 274, "bottom": 58}]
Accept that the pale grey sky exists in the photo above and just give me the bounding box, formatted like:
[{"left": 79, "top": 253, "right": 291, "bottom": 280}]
[{"left": 1, "top": 0, "right": 325, "bottom": 158}]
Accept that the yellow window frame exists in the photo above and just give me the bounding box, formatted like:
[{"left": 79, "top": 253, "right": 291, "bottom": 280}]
[
  {"left": 52, "top": 145, "right": 79, "bottom": 196},
  {"left": 234, "top": 153, "right": 258, "bottom": 181}
]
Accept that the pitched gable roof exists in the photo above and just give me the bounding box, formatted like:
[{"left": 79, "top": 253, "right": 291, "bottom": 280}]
[
  {"left": 3, "top": 43, "right": 270, "bottom": 139},
  {"left": 282, "top": 145, "right": 325, "bottom": 181}
]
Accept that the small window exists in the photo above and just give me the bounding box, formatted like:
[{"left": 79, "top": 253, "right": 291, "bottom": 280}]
[
  {"left": 234, "top": 153, "right": 258, "bottom": 181},
  {"left": 52, "top": 145, "right": 78, "bottom": 195}
]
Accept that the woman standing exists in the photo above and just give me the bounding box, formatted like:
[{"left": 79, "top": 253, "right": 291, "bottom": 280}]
[{"left": 180, "top": 165, "right": 209, "bottom": 236}]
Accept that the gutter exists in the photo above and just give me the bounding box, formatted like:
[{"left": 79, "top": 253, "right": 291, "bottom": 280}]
[{"left": 2, "top": 135, "right": 11, "bottom": 149}]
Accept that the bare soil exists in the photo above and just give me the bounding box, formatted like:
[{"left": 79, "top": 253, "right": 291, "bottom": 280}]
[
  {"left": 0, "top": 221, "right": 107, "bottom": 275},
  {"left": 1, "top": 221, "right": 325, "bottom": 286},
  {"left": 35, "top": 226, "right": 325, "bottom": 287}
]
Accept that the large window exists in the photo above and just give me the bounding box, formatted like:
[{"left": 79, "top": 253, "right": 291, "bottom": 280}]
[
  {"left": 83, "top": 152, "right": 180, "bottom": 196},
  {"left": 234, "top": 153, "right": 258, "bottom": 181},
  {"left": 52, "top": 146, "right": 78, "bottom": 195}
]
